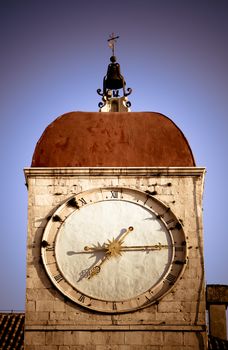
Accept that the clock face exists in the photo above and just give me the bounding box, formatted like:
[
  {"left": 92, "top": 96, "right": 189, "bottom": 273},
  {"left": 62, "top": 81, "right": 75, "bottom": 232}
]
[{"left": 41, "top": 187, "right": 187, "bottom": 313}]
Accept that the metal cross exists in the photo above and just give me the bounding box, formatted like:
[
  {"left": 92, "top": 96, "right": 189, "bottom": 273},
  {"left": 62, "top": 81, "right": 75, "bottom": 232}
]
[{"left": 107, "top": 33, "right": 119, "bottom": 56}]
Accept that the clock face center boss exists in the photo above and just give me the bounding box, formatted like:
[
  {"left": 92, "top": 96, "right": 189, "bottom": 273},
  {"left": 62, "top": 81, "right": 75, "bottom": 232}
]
[{"left": 41, "top": 187, "right": 188, "bottom": 313}]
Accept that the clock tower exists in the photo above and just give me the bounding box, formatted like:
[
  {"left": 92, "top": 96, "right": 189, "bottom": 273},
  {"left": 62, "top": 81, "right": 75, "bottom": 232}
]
[{"left": 24, "top": 38, "right": 207, "bottom": 349}]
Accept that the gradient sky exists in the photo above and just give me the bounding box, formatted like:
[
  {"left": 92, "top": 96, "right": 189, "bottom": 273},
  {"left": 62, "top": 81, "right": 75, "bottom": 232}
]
[{"left": 0, "top": 0, "right": 227, "bottom": 311}]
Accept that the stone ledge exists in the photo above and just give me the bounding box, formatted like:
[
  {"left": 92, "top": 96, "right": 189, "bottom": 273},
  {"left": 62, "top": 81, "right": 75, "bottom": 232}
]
[
  {"left": 25, "top": 324, "right": 206, "bottom": 332},
  {"left": 24, "top": 167, "right": 206, "bottom": 184}
]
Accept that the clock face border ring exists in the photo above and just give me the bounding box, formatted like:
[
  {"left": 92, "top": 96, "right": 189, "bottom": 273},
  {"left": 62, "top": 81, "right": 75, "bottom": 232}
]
[{"left": 41, "top": 186, "right": 188, "bottom": 313}]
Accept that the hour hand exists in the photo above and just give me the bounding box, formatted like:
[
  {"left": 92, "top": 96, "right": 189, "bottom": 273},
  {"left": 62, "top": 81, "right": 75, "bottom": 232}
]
[
  {"left": 118, "top": 226, "right": 134, "bottom": 243},
  {"left": 87, "top": 252, "right": 111, "bottom": 279}
]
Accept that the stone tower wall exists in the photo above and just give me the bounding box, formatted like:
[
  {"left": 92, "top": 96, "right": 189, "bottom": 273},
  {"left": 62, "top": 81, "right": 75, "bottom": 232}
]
[{"left": 24, "top": 167, "right": 207, "bottom": 349}]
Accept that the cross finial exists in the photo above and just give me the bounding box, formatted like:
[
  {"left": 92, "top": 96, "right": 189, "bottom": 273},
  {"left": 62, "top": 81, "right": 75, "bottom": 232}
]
[{"left": 107, "top": 33, "right": 119, "bottom": 56}]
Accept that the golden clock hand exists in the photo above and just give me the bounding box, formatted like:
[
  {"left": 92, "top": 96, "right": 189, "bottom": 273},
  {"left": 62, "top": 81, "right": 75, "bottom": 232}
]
[
  {"left": 119, "top": 243, "right": 170, "bottom": 251},
  {"left": 97, "top": 227, "right": 134, "bottom": 257},
  {"left": 86, "top": 242, "right": 170, "bottom": 279},
  {"left": 86, "top": 229, "right": 134, "bottom": 279},
  {"left": 87, "top": 252, "right": 112, "bottom": 279},
  {"left": 84, "top": 226, "right": 134, "bottom": 253},
  {"left": 118, "top": 226, "right": 134, "bottom": 243},
  {"left": 83, "top": 243, "right": 170, "bottom": 253}
]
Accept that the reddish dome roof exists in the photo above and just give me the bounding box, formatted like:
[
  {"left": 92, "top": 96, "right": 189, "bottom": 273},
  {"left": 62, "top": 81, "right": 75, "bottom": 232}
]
[{"left": 31, "top": 112, "right": 195, "bottom": 167}]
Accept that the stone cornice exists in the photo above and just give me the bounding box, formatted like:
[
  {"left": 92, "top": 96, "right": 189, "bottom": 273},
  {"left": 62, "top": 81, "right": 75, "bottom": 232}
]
[
  {"left": 25, "top": 324, "right": 206, "bottom": 332},
  {"left": 24, "top": 167, "right": 206, "bottom": 184}
]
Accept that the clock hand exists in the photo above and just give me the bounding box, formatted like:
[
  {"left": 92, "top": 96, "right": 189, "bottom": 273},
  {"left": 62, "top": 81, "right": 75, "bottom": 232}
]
[
  {"left": 84, "top": 243, "right": 170, "bottom": 253},
  {"left": 119, "top": 243, "right": 169, "bottom": 251},
  {"left": 86, "top": 240, "right": 169, "bottom": 280},
  {"left": 86, "top": 226, "right": 135, "bottom": 279},
  {"left": 87, "top": 251, "right": 115, "bottom": 279},
  {"left": 118, "top": 226, "right": 134, "bottom": 243},
  {"left": 84, "top": 226, "right": 134, "bottom": 253},
  {"left": 86, "top": 228, "right": 133, "bottom": 279}
]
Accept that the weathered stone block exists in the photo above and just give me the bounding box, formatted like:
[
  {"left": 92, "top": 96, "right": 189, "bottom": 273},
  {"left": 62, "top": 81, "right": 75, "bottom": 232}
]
[
  {"left": 184, "top": 332, "right": 202, "bottom": 346},
  {"left": 25, "top": 311, "right": 49, "bottom": 322},
  {"left": 36, "top": 300, "right": 54, "bottom": 312},
  {"left": 124, "top": 331, "right": 144, "bottom": 345},
  {"left": 63, "top": 331, "right": 79, "bottom": 345},
  {"left": 35, "top": 178, "right": 55, "bottom": 186},
  {"left": 49, "top": 311, "right": 67, "bottom": 321},
  {"left": 71, "top": 346, "right": 95, "bottom": 350},
  {"left": 45, "top": 331, "right": 65, "bottom": 345},
  {"left": 158, "top": 301, "right": 182, "bottom": 313},
  {"left": 26, "top": 300, "right": 36, "bottom": 311},
  {"left": 95, "top": 346, "right": 112, "bottom": 350},
  {"left": 24, "top": 331, "right": 45, "bottom": 345},
  {"left": 164, "top": 332, "right": 183, "bottom": 346},
  {"left": 35, "top": 194, "right": 54, "bottom": 206},
  {"left": 92, "top": 331, "right": 125, "bottom": 345},
  {"left": 142, "top": 331, "right": 163, "bottom": 345},
  {"left": 156, "top": 311, "right": 191, "bottom": 323},
  {"left": 78, "top": 331, "right": 93, "bottom": 345},
  {"left": 53, "top": 300, "right": 66, "bottom": 312}
]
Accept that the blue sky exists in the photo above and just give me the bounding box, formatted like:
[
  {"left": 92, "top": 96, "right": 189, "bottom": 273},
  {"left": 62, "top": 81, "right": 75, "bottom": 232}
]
[{"left": 0, "top": 0, "right": 227, "bottom": 310}]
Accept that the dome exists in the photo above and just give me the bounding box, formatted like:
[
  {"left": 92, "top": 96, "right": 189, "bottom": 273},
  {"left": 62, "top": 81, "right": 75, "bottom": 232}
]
[{"left": 31, "top": 112, "right": 195, "bottom": 167}]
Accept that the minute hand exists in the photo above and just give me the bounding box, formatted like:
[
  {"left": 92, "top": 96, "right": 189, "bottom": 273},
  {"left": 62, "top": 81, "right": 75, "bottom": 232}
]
[
  {"left": 84, "top": 243, "right": 171, "bottom": 252},
  {"left": 119, "top": 243, "right": 170, "bottom": 251}
]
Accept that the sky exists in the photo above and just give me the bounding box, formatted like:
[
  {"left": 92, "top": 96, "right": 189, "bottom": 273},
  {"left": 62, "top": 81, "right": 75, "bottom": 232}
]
[{"left": 0, "top": 0, "right": 228, "bottom": 312}]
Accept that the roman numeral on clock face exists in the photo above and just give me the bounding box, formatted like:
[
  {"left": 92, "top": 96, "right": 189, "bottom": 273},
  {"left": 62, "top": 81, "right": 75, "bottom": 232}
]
[
  {"left": 46, "top": 245, "right": 54, "bottom": 251},
  {"left": 54, "top": 273, "right": 64, "bottom": 283},
  {"left": 113, "top": 302, "right": 117, "bottom": 310},
  {"left": 165, "top": 218, "right": 176, "bottom": 225},
  {"left": 79, "top": 198, "right": 87, "bottom": 206},
  {"left": 78, "top": 294, "right": 85, "bottom": 303},
  {"left": 165, "top": 273, "right": 176, "bottom": 285},
  {"left": 110, "top": 191, "right": 118, "bottom": 198}
]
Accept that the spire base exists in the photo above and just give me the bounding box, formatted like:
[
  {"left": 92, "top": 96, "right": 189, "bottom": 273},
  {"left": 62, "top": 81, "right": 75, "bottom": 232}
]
[{"left": 99, "top": 96, "right": 131, "bottom": 112}]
